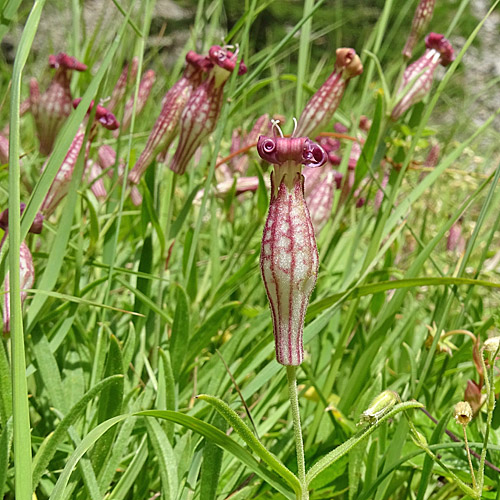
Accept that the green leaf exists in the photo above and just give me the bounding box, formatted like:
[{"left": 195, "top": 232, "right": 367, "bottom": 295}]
[
  {"left": 197, "top": 394, "right": 301, "bottom": 495},
  {"left": 32, "top": 375, "right": 123, "bottom": 489},
  {"left": 136, "top": 410, "right": 296, "bottom": 499},
  {"left": 307, "top": 276, "right": 500, "bottom": 320},
  {"left": 145, "top": 418, "right": 178, "bottom": 499},
  {"left": 0, "top": 417, "right": 12, "bottom": 498},
  {"left": 170, "top": 284, "right": 190, "bottom": 378}
]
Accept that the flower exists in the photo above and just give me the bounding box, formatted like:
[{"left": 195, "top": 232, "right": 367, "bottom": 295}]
[
  {"left": 295, "top": 48, "right": 363, "bottom": 139},
  {"left": 29, "top": 53, "right": 87, "bottom": 155},
  {"left": 402, "top": 0, "right": 436, "bottom": 59},
  {"left": 128, "top": 51, "right": 211, "bottom": 184},
  {"left": 0, "top": 134, "right": 8, "bottom": 164},
  {"left": 41, "top": 102, "right": 119, "bottom": 215},
  {"left": 257, "top": 131, "right": 327, "bottom": 365},
  {"left": 454, "top": 401, "right": 473, "bottom": 426},
  {"left": 169, "top": 45, "right": 247, "bottom": 175},
  {"left": 391, "top": 33, "right": 454, "bottom": 120}
]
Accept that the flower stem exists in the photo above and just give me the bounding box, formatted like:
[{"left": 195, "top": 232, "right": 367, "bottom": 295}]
[{"left": 286, "top": 365, "right": 309, "bottom": 500}]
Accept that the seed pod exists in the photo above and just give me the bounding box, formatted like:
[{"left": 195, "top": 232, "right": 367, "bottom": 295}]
[
  {"left": 258, "top": 134, "right": 326, "bottom": 365},
  {"left": 454, "top": 401, "right": 473, "bottom": 426}
]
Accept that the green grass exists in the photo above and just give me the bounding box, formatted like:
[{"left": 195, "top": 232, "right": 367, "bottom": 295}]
[{"left": 1, "top": 0, "right": 500, "bottom": 499}]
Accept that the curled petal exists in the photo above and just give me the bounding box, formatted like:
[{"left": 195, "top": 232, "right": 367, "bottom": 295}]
[
  {"left": 48, "top": 53, "right": 87, "bottom": 72},
  {"left": 257, "top": 136, "right": 327, "bottom": 168},
  {"left": 425, "top": 32, "right": 455, "bottom": 66}
]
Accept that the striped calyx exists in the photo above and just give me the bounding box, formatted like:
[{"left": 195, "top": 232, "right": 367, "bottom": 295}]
[
  {"left": 392, "top": 33, "right": 454, "bottom": 120},
  {"left": 258, "top": 135, "right": 326, "bottom": 365},
  {"left": 402, "top": 0, "right": 436, "bottom": 59},
  {"left": 169, "top": 46, "right": 247, "bottom": 175},
  {"left": 295, "top": 48, "right": 363, "bottom": 139},
  {"left": 30, "top": 53, "right": 87, "bottom": 155}
]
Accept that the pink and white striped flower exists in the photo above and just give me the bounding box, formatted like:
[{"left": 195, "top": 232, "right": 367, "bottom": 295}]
[
  {"left": 258, "top": 133, "right": 327, "bottom": 365},
  {"left": 402, "top": 0, "right": 436, "bottom": 59},
  {"left": 29, "top": 53, "right": 87, "bottom": 155},
  {"left": 128, "top": 51, "right": 211, "bottom": 184},
  {"left": 169, "top": 46, "right": 247, "bottom": 175},
  {"left": 295, "top": 48, "right": 363, "bottom": 139},
  {"left": 391, "top": 33, "right": 454, "bottom": 120}
]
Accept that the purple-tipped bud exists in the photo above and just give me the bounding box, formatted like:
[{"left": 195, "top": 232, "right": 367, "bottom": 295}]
[
  {"left": 0, "top": 203, "right": 44, "bottom": 234},
  {"left": 170, "top": 46, "right": 247, "bottom": 175},
  {"left": 296, "top": 48, "right": 363, "bottom": 139},
  {"left": 119, "top": 69, "right": 156, "bottom": 133},
  {"left": 30, "top": 53, "right": 87, "bottom": 155},
  {"left": 402, "top": 0, "right": 436, "bottom": 59},
  {"left": 258, "top": 134, "right": 326, "bottom": 365},
  {"left": 41, "top": 127, "right": 85, "bottom": 215},
  {"left": 129, "top": 52, "right": 211, "bottom": 184},
  {"left": 3, "top": 242, "right": 35, "bottom": 334},
  {"left": 392, "top": 33, "right": 454, "bottom": 120},
  {"left": 108, "top": 57, "right": 139, "bottom": 111}
]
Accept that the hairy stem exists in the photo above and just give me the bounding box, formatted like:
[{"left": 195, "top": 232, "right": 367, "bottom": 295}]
[{"left": 286, "top": 365, "right": 308, "bottom": 500}]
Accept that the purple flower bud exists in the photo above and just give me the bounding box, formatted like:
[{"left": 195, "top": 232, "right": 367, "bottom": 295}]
[
  {"left": 107, "top": 57, "right": 139, "bottom": 112},
  {"left": 258, "top": 134, "right": 326, "bottom": 365},
  {"left": 30, "top": 53, "right": 87, "bottom": 155},
  {"left": 119, "top": 69, "right": 156, "bottom": 133},
  {"left": 0, "top": 203, "right": 44, "bottom": 234},
  {"left": 129, "top": 51, "right": 211, "bottom": 184},
  {"left": 295, "top": 48, "right": 363, "bottom": 138},
  {"left": 3, "top": 242, "right": 35, "bottom": 334},
  {"left": 402, "top": 0, "right": 436, "bottom": 59},
  {"left": 391, "top": 33, "right": 454, "bottom": 120},
  {"left": 169, "top": 46, "right": 247, "bottom": 175}
]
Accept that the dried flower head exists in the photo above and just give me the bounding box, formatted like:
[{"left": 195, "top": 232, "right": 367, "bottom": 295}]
[
  {"left": 454, "top": 401, "right": 473, "bottom": 426},
  {"left": 483, "top": 336, "right": 500, "bottom": 354}
]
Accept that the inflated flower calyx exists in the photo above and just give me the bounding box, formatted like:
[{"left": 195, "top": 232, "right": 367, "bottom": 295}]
[
  {"left": 295, "top": 48, "right": 363, "bottom": 139},
  {"left": 30, "top": 53, "right": 87, "bottom": 155},
  {"left": 170, "top": 45, "right": 247, "bottom": 175},
  {"left": 258, "top": 131, "right": 327, "bottom": 365}
]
